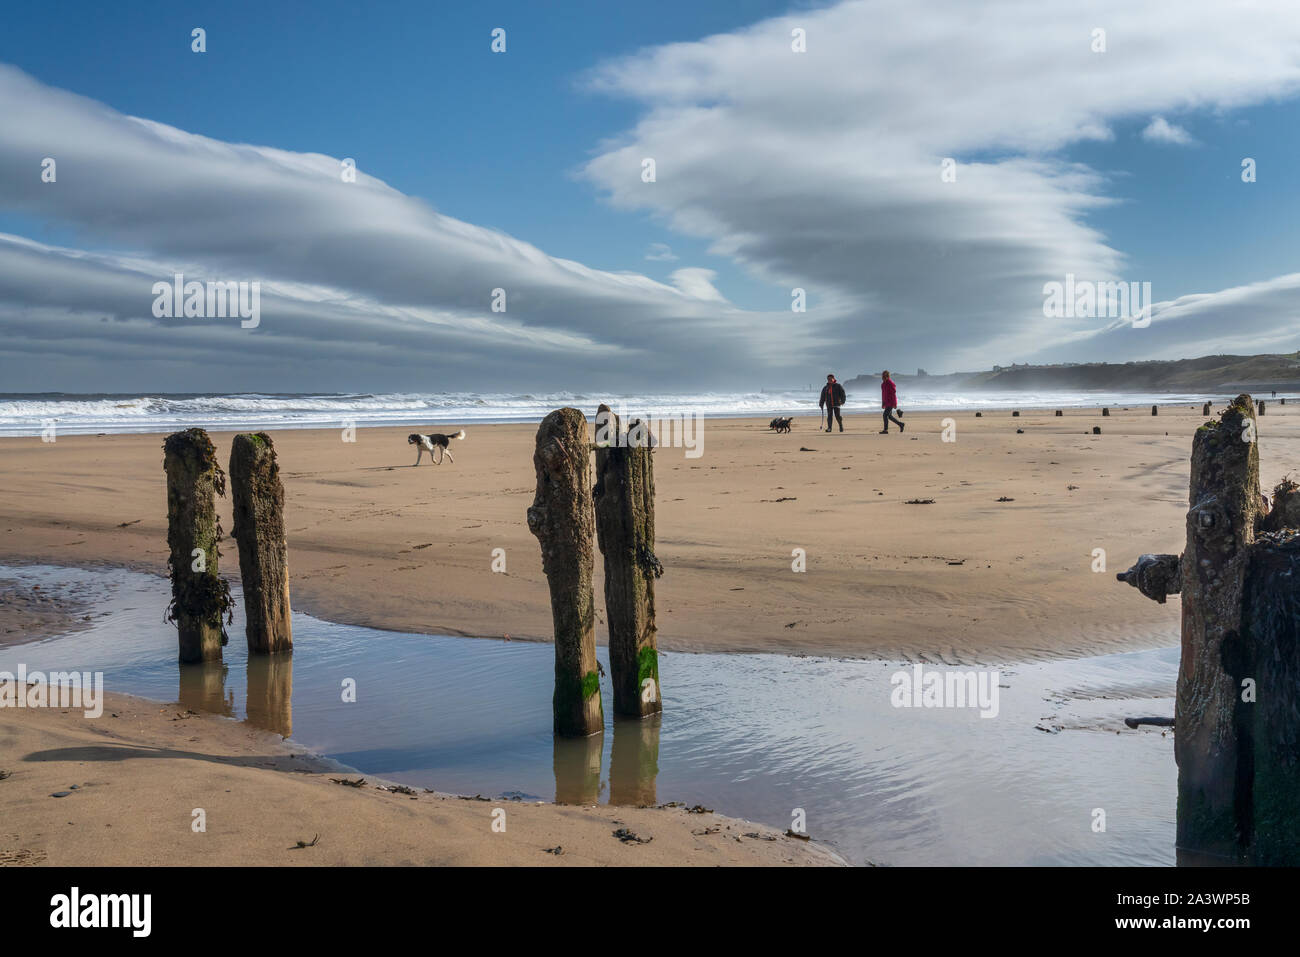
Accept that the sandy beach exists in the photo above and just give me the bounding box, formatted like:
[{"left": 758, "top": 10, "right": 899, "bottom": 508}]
[
  {"left": 0, "top": 690, "right": 840, "bottom": 866},
  {"left": 3, "top": 404, "right": 1298, "bottom": 663},
  {"left": 3, "top": 401, "right": 1295, "bottom": 868}
]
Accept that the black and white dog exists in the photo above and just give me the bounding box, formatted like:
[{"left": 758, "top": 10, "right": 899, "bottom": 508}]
[
  {"left": 408, "top": 429, "right": 466, "bottom": 465},
  {"left": 768, "top": 416, "right": 793, "bottom": 433}
]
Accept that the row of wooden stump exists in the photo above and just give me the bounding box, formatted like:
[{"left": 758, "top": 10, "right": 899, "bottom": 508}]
[
  {"left": 160, "top": 404, "right": 664, "bottom": 741},
  {"left": 992, "top": 398, "right": 1281, "bottom": 419}
]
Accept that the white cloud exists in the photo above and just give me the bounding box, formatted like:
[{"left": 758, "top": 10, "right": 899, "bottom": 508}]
[
  {"left": 1141, "top": 116, "right": 1196, "bottom": 146},
  {"left": 0, "top": 64, "right": 799, "bottom": 390},
  {"left": 644, "top": 242, "right": 678, "bottom": 261},
  {"left": 5, "top": 0, "right": 1300, "bottom": 390},
  {"left": 669, "top": 267, "right": 727, "bottom": 301},
  {"left": 581, "top": 0, "right": 1300, "bottom": 372},
  {"left": 1030, "top": 273, "right": 1300, "bottom": 364}
]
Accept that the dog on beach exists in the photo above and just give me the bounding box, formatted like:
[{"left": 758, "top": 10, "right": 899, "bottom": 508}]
[
  {"left": 408, "top": 429, "right": 466, "bottom": 465},
  {"left": 769, "top": 416, "right": 793, "bottom": 433}
]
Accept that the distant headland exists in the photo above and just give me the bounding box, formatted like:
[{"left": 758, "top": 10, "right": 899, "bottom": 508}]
[{"left": 845, "top": 352, "right": 1300, "bottom": 393}]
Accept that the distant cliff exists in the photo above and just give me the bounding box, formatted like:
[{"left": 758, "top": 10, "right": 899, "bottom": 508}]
[{"left": 845, "top": 353, "right": 1300, "bottom": 394}]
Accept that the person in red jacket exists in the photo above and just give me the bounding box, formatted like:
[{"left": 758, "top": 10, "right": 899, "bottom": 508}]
[
  {"left": 819, "top": 373, "right": 846, "bottom": 432},
  {"left": 880, "top": 370, "right": 904, "bottom": 433}
]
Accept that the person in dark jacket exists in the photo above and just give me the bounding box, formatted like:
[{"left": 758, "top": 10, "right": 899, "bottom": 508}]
[
  {"left": 819, "top": 374, "right": 846, "bottom": 432},
  {"left": 880, "top": 370, "right": 904, "bottom": 433}
]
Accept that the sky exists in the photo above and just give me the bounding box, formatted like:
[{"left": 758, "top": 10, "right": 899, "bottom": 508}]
[{"left": 2, "top": 0, "right": 1300, "bottom": 393}]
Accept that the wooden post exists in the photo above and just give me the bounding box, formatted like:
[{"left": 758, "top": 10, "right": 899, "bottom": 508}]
[
  {"left": 1240, "top": 533, "right": 1300, "bottom": 863},
  {"left": 1055, "top": 410, "right": 1063, "bottom": 416},
  {"left": 1102, "top": 407, "right": 1110, "bottom": 417},
  {"left": 1152, "top": 405, "right": 1159, "bottom": 416},
  {"left": 1120, "top": 398, "right": 1300, "bottom": 864},
  {"left": 229, "top": 432, "right": 292, "bottom": 655},
  {"left": 593, "top": 404, "right": 663, "bottom": 718},
  {"left": 1012, "top": 410, "right": 1020, "bottom": 417},
  {"left": 1177, "top": 394, "right": 1260, "bottom": 862},
  {"left": 1258, "top": 400, "right": 1266, "bottom": 416},
  {"left": 527, "top": 408, "right": 604, "bottom": 737},
  {"left": 1203, "top": 402, "right": 1212, "bottom": 416},
  {"left": 163, "top": 428, "right": 232, "bottom": 663}
]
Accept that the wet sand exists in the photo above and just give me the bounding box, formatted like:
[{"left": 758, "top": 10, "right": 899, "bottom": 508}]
[
  {"left": 0, "top": 577, "right": 93, "bottom": 646},
  {"left": 2, "top": 404, "right": 1298, "bottom": 662},
  {"left": 0, "top": 690, "right": 841, "bottom": 866}
]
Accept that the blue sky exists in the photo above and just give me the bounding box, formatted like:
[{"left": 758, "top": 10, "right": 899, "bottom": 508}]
[
  {"left": 2, "top": 0, "right": 1300, "bottom": 392},
  {"left": 0, "top": 0, "right": 796, "bottom": 308}
]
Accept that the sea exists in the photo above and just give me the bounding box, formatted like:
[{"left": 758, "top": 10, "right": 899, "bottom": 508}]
[{"left": 0, "top": 389, "right": 1267, "bottom": 437}]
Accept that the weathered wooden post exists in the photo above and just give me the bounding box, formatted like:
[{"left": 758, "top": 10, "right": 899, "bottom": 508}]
[
  {"left": 1115, "top": 395, "right": 1300, "bottom": 863},
  {"left": 1152, "top": 405, "right": 1159, "bottom": 416},
  {"left": 1239, "top": 532, "right": 1300, "bottom": 862},
  {"left": 593, "top": 404, "right": 664, "bottom": 718},
  {"left": 527, "top": 408, "right": 604, "bottom": 737},
  {"left": 1177, "top": 395, "right": 1260, "bottom": 862},
  {"left": 1102, "top": 407, "right": 1110, "bottom": 417},
  {"left": 1258, "top": 400, "right": 1266, "bottom": 416},
  {"left": 1202, "top": 402, "right": 1212, "bottom": 416},
  {"left": 1055, "top": 410, "right": 1063, "bottom": 416},
  {"left": 229, "top": 432, "right": 292, "bottom": 655},
  {"left": 1012, "top": 410, "right": 1020, "bottom": 417},
  {"left": 163, "top": 428, "right": 232, "bottom": 663}
]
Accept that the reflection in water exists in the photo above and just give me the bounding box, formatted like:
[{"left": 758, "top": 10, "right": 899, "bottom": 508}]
[
  {"left": 178, "top": 660, "right": 233, "bottom": 717},
  {"left": 246, "top": 652, "right": 294, "bottom": 737},
  {"left": 551, "top": 715, "right": 662, "bottom": 805},
  {"left": 1, "top": 563, "right": 1183, "bottom": 866},
  {"left": 610, "top": 716, "right": 660, "bottom": 806},
  {"left": 553, "top": 730, "right": 604, "bottom": 804}
]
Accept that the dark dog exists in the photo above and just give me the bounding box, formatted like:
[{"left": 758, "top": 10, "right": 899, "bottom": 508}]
[
  {"left": 408, "top": 429, "right": 466, "bottom": 465},
  {"left": 768, "top": 416, "right": 793, "bottom": 433}
]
